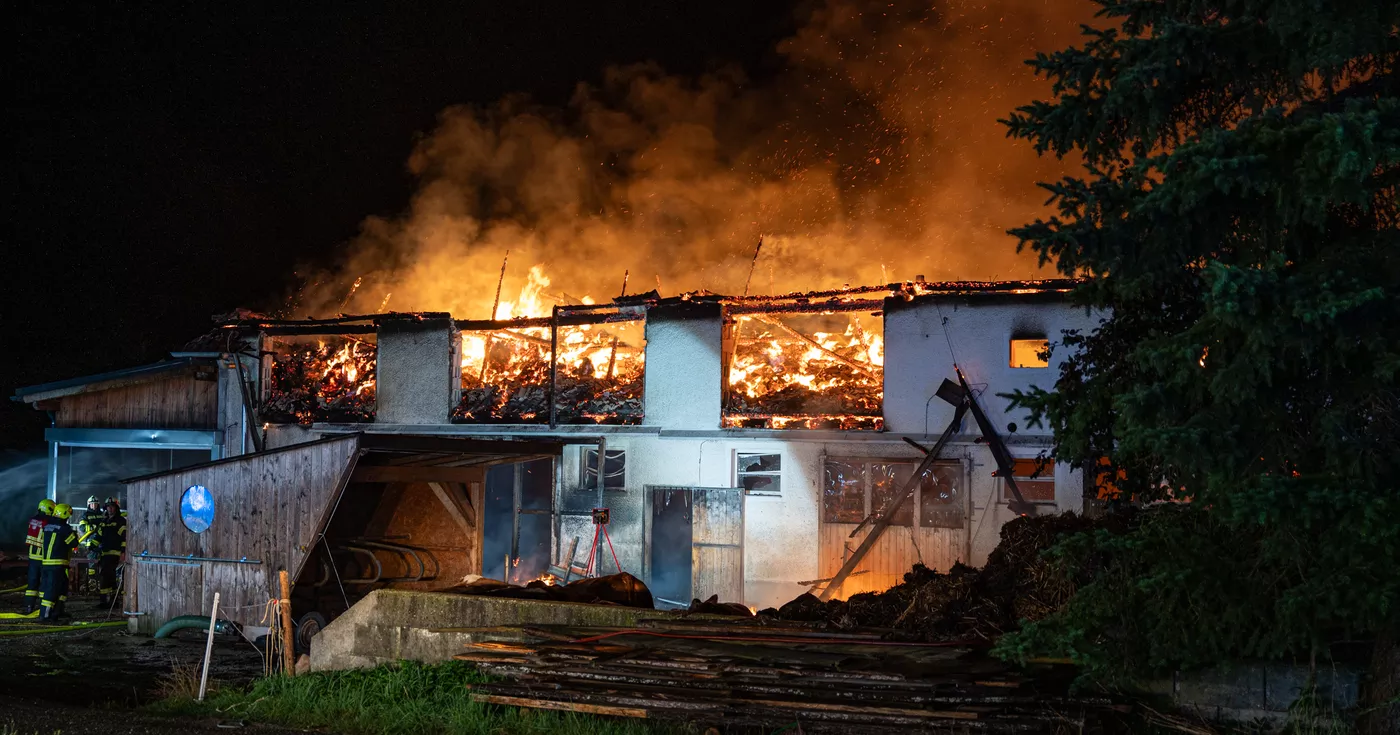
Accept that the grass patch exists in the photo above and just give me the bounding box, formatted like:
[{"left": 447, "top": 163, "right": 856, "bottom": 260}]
[{"left": 148, "top": 660, "right": 675, "bottom": 735}]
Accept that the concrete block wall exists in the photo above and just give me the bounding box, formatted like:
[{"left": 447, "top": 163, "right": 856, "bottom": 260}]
[
  {"left": 375, "top": 318, "right": 461, "bottom": 424},
  {"left": 642, "top": 302, "right": 723, "bottom": 430}
]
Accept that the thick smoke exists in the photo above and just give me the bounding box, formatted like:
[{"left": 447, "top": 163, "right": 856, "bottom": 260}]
[
  {"left": 294, "top": 0, "right": 1092, "bottom": 318},
  {"left": 0, "top": 452, "right": 47, "bottom": 552}
]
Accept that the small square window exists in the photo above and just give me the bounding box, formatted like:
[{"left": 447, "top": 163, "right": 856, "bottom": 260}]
[
  {"left": 1010, "top": 339, "right": 1050, "bottom": 368},
  {"left": 582, "top": 449, "right": 626, "bottom": 490},
  {"left": 1003, "top": 457, "right": 1056, "bottom": 503},
  {"left": 737, "top": 453, "right": 781, "bottom": 496}
]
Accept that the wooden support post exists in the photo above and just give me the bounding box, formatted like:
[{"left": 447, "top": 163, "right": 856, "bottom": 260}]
[
  {"left": 957, "top": 367, "right": 1034, "bottom": 516},
  {"left": 479, "top": 250, "right": 510, "bottom": 382},
  {"left": 198, "top": 592, "right": 220, "bottom": 701},
  {"left": 548, "top": 305, "right": 559, "bottom": 428},
  {"left": 279, "top": 570, "right": 295, "bottom": 675},
  {"left": 818, "top": 402, "right": 968, "bottom": 601}
]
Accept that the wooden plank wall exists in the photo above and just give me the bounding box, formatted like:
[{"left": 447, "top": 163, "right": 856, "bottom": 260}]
[
  {"left": 818, "top": 523, "right": 966, "bottom": 599},
  {"left": 124, "top": 435, "right": 360, "bottom": 633},
  {"left": 57, "top": 375, "right": 218, "bottom": 429},
  {"left": 691, "top": 487, "right": 743, "bottom": 604}
]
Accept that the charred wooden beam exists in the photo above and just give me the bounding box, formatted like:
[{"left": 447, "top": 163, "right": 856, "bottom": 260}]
[{"left": 819, "top": 400, "right": 968, "bottom": 602}]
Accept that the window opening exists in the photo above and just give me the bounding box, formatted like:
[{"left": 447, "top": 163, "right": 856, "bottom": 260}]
[
  {"left": 1009, "top": 338, "right": 1050, "bottom": 368},
  {"left": 582, "top": 449, "right": 627, "bottom": 491},
  {"left": 823, "top": 457, "right": 963, "bottom": 528},
  {"left": 736, "top": 453, "right": 782, "bottom": 496},
  {"left": 1005, "top": 457, "right": 1056, "bottom": 503}
]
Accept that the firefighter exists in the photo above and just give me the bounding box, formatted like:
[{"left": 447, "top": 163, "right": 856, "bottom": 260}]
[
  {"left": 78, "top": 495, "right": 106, "bottom": 586},
  {"left": 39, "top": 503, "right": 78, "bottom": 620},
  {"left": 24, "top": 499, "right": 56, "bottom": 614},
  {"left": 92, "top": 499, "right": 127, "bottom": 607}
]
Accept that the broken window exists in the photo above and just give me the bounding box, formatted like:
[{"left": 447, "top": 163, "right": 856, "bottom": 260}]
[
  {"left": 736, "top": 453, "right": 782, "bottom": 496},
  {"left": 1009, "top": 338, "right": 1050, "bottom": 368},
  {"left": 582, "top": 449, "right": 626, "bottom": 491},
  {"left": 1004, "top": 457, "right": 1056, "bottom": 503},
  {"left": 823, "top": 458, "right": 963, "bottom": 528}
]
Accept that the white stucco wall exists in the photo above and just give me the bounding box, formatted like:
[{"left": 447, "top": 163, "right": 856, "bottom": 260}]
[
  {"left": 882, "top": 296, "right": 1101, "bottom": 436},
  {"left": 550, "top": 431, "right": 1083, "bottom": 611},
  {"left": 642, "top": 303, "right": 723, "bottom": 430}
]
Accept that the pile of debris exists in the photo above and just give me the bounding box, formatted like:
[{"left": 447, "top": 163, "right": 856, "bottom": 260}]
[
  {"left": 263, "top": 338, "right": 377, "bottom": 424},
  {"left": 453, "top": 373, "right": 643, "bottom": 424},
  {"left": 768, "top": 512, "right": 1135, "bottom": 642},
  {"left": 458, "top": 617, "right": 1128, "bottom": 732}
]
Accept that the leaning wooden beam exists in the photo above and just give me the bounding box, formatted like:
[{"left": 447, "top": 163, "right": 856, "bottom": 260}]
[
  {"left": 427, "top": 482, "right": 476, "bottom": 533},
  {"left": 818, "top": 400, "right": 968, "bottom": 602},
  {"left": 746, "top": 314, "right": 877, "bottom": 377}
]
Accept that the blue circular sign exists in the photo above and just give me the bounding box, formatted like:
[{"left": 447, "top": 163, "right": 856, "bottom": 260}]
[{"left": 180, "top": 485, "right": 215, "bottom": 533}]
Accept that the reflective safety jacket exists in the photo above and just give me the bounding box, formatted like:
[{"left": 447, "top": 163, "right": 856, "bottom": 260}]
[
  {"left": 77, "top": 509, "right": 103, "bottom": 549},
  {"left": 92, "top": 515, "right": 127, "bottom": 556},
  {"left": 39, "top": 521, "right": 78, "bottom": 566},
  {"left": 26, "top": 512, "right": 50, "bottom": 561}
]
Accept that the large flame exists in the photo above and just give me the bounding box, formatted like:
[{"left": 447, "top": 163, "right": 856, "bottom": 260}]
[
  {"left": 725, "top": 314, "right": 883, "bottom": 430},
  {"left": 456, "top": 266, "right": 644, "bottom": 424}
]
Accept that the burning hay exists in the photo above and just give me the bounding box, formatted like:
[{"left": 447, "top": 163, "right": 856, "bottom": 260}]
[
  {"left": 724, "top": 314, "right": 883, "bottom": 430},
  {"left": 264, "top": 337, "right": 376, "bottom": 424},
  {"left": 454, "top": 325, "right": 644, "bottom": 424},
  {"left": 767, "top": 512, "right": 1134, "bottom": 642}
]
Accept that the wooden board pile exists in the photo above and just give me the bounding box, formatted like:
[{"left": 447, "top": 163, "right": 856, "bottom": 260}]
[{"left": 456, "top": 617, "right": 1127, "bottom": 733}]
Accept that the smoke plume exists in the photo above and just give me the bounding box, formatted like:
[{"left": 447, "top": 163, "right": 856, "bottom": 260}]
[
  {"left": 0, "top": 452, "right": 46, "bottom": 552},
  {"left": 293, "top": 0, "right": 1092, "bottom": 318}
]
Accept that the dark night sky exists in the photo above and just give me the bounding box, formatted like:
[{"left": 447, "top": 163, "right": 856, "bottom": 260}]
[{"left": 3, "top": 3, "right": 797, "bottom": 450}]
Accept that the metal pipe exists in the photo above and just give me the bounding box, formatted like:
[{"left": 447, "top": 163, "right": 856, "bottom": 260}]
[{"left": 137, "top": 551, "right": 262, "bottom": 565}]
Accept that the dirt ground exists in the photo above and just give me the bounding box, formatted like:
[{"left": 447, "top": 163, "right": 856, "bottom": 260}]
[{"left": 0, "top": 570, "right": 314, "bottom": 735}]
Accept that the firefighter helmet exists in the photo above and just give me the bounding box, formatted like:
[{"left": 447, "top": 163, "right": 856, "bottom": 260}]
[
  {"left": 38, "top": 499, "right": 55, "bottom": 514},
  {"left": 54, "top": 503, "right": 74, "bottom": 520},
  {"left": 87, "top": 495, "right": 99, "bottom": 506}
]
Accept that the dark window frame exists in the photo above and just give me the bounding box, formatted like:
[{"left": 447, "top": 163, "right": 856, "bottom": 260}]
[
  {"left": 822, "top": 457, "right": 965, "bottom": 528},
  {"left": 581, "top": 448, "right": 627, "bottom": 491}
]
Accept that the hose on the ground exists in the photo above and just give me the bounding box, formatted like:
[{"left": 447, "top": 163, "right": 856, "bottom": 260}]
[
  {"left": 153, "top": 614, "right": 235, "bottom": 639},
  {"left": 0, "top": 621, "right": 125, "bottom": 636},
  {"left": 0, "top": 584, "right": 27, "bottom": 594}
]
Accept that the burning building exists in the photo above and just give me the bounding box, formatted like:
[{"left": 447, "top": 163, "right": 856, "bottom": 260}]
[{"left": 13, "top": 278, "right": 1097, "bottom": 641}]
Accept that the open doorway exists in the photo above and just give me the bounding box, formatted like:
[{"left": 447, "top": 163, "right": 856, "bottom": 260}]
[{"left": 646, "top": 486, "right": 744, "bottom": 608}]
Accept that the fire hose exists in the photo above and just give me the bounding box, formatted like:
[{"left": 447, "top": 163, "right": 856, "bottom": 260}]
[{"left": 0, "top": 621, "right": 125, "bottom": 636}]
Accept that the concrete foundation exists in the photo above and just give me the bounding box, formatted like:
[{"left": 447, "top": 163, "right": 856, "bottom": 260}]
[
  {"left": 309, "top": 589, "right": 652, "bottom": 671},
  {"left": 1146, "top": 663, "right": 1360, "bottom": 729}
]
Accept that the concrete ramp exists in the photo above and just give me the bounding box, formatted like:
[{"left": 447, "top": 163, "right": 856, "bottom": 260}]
[{"left": 310, "top": 589, "right": 652, "bottom": 671}]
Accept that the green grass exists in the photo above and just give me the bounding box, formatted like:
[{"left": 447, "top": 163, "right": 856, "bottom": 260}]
[{"left": 148, "top": 660, "right": 676, "bottom": 735}]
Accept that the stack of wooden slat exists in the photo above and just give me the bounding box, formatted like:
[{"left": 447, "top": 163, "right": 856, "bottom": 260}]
[{"left": 454, "top": 617, "right": 1125, "bottom": 733}]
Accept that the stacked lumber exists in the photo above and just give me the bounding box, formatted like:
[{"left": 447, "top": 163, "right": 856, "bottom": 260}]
[{"left": 456, "top": 617, "right": 1126, "bottom": 733}]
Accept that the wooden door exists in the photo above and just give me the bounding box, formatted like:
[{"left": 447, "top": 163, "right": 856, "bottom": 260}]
[{"left": 690, "top": 487, "right": 743, "bottom": 604}]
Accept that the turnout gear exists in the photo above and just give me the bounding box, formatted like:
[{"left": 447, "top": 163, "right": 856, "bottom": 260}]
[
  {"left": 38, "top": 514, "right": 77, "bottom": 620},
  {"left": 24, "top": 503, "right": 55, "bottom": 613},
  {"left": 92, "top": 504, "right": 127, "bottom": 606}
]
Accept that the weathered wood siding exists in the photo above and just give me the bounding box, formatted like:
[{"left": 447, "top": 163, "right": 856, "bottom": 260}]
[
  {"left": 58, "top": 374, "right": 218, "bottom": 429},
  {"left": 124, "top": 435, "right": 360, "bottom": 633},
  {"left": 818, "top": 523, "right": 966, "bottom": 599},
  {"left": 691, "top": 487, "right": 743, "bottom": 604}
]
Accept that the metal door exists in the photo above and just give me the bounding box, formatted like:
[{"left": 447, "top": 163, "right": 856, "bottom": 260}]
[{"left": 646, "top": 486, "right": 744, "bottom": 605}]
